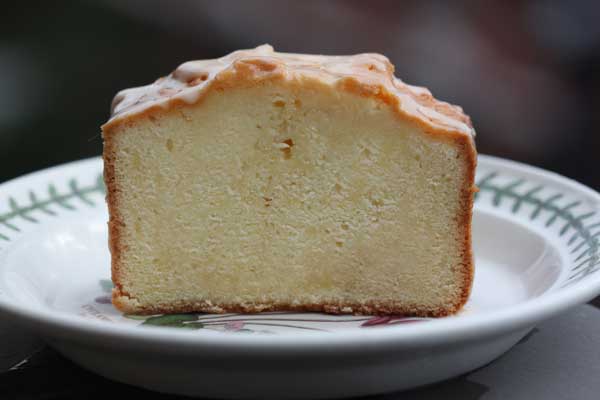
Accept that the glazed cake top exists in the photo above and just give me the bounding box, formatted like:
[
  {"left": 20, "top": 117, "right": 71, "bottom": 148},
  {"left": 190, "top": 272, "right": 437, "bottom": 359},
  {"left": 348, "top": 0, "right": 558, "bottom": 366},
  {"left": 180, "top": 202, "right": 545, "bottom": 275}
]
[{"left": 105, "top": 45, "right": 475, "bottom": 137}]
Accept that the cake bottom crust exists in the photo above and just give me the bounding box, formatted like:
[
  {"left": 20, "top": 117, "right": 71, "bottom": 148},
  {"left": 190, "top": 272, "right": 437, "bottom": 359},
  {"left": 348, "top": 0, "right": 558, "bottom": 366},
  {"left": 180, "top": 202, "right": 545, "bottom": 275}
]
[{"left": 113, "top": 289, "right": 467, "bottom": 318}]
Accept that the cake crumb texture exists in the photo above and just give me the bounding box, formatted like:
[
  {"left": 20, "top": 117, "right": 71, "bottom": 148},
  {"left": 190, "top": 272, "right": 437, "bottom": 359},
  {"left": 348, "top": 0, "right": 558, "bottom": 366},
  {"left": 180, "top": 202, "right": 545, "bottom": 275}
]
[{"left": 103, "top": 46, "right": 476, "bottom": 316}]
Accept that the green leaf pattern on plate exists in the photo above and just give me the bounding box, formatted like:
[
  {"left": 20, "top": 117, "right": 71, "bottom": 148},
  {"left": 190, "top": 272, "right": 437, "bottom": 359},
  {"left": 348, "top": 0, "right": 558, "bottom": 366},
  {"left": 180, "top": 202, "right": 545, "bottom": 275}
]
[
  {"left": 0, "top": 174, "right": 105, "bottom": 244},
  {"left": 142, "top": 314, "right": 204, "bottom": 329},
  {"left": 476, "top": 172, "right": 600, "bottom": 286}
]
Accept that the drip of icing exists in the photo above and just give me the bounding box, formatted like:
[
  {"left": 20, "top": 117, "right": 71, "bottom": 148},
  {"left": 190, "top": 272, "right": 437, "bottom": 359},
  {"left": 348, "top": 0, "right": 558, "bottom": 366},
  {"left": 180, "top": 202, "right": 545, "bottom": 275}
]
[{"left": 107, "top": 44, "right": 474, "bottom": 137}]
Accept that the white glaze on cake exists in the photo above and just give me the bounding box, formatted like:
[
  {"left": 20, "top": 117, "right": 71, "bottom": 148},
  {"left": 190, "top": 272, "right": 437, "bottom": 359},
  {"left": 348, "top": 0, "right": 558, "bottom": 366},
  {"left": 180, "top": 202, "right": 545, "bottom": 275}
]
[{"left": 107, "top": 45, "right": 475, "bottom": 138}]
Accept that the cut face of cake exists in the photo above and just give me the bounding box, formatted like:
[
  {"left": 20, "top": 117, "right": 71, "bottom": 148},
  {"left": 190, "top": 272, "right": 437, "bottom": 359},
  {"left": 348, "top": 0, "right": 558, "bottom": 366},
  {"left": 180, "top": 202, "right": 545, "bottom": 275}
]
[{"left": 102, "top": 45, "right": 477, "bottom": 316}]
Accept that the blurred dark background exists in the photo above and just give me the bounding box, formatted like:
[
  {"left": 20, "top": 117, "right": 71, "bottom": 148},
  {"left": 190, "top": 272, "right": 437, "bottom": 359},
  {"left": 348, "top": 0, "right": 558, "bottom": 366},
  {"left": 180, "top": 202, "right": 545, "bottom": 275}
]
[{"left": 1, "top": 0, "right": 599, "bottom": 190}]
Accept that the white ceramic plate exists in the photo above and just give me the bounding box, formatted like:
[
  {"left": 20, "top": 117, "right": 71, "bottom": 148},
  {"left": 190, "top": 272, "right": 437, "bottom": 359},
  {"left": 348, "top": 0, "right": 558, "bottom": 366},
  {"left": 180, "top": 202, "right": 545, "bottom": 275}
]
[{"left": 0, "top": 155, "right": 599, "bottom": 398}]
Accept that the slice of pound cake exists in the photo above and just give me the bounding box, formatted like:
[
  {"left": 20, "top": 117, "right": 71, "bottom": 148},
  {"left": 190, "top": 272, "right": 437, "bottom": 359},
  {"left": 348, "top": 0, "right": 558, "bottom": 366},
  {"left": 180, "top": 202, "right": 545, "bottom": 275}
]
[{"left": 102, "top": 45, "right": 477, "bottom": 316}]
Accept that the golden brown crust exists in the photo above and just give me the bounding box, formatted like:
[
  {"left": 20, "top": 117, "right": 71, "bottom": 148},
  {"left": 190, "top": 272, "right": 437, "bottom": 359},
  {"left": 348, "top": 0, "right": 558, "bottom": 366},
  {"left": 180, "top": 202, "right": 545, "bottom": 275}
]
[
  {"left": 454, "top": 134, "right": 478, "bottom": 312},
  {"left": 112, "top": 294, "right": 465, "bottom": 318},
  {"left": 102, "top": 127, "right": 129, "bottom": 302},
  {"left": 103, "top": 46, "right": 477, "bottom": 317}
]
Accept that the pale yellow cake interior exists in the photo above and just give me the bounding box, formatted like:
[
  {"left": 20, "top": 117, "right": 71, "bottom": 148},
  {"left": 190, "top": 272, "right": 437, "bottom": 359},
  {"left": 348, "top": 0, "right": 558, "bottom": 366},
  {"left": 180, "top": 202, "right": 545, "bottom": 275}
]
[{"left": 109, "top": 80, "right": 470, "bottom": 314}]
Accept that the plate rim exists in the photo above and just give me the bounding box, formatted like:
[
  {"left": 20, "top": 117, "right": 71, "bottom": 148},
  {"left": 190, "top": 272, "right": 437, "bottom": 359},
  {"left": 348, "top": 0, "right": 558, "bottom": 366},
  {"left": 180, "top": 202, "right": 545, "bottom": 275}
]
[{"left": 0, "top": 154, "right": 599, "bottom": 352}]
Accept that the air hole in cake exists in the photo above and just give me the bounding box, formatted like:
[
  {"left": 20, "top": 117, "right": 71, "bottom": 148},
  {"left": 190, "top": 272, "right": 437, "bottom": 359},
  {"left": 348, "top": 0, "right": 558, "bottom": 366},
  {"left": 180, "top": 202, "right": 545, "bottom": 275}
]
[
  {"left": 273, "top": 100, "right": 286, "bottom": 108},
  {"left": 179, "top": 110, "right": 192, "bottom": 122},
  {"left": 294, "top": 99, "right": 302, "bottom": 108},
  {"left": 369, "top": 196, "right": 384, "bottom": 207},
  {"left": 274, "top": 138, "right": 294, "bottom": 159},
  {"left": 341, "top": 222, "right": 350, "bottom": 230},
  {"left": 263, "top": 196, "right": 273, "bottom": 207},
  {"left": 336, "top": 241, "right": 344, "bottom": 247},
  {"left": 334, "top": 183, "right": 342, "bottom": 193},
  {"left": 166, "top": 139, "right": 174, "bottom": 152}
]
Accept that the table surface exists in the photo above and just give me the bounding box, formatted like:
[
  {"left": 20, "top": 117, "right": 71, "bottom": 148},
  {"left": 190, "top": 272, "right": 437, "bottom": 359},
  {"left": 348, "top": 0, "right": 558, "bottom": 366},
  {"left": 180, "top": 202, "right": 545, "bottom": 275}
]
[{"left": 2, "top": 300, "right": 600, "bottom": 400}]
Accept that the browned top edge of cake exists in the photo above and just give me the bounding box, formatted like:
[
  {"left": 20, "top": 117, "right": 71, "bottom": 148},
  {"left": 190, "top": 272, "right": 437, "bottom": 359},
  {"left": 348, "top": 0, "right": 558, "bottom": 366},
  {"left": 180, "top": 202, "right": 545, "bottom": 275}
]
[{"left": 101, "top": 44, "right": 475, "bottom": 141}]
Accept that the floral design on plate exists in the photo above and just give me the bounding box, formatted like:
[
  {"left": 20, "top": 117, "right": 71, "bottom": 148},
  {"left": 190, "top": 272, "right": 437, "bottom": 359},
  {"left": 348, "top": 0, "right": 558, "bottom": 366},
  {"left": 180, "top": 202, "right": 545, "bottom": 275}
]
[{"left": 92, "top": 279, "right": 423, "bottom": 333}]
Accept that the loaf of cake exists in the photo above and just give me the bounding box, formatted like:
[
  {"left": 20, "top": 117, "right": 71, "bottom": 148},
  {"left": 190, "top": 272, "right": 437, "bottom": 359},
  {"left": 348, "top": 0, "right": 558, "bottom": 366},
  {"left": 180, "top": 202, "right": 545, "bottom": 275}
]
[{"left": 102, "top": 45, "right": 477, "bottom": 316}]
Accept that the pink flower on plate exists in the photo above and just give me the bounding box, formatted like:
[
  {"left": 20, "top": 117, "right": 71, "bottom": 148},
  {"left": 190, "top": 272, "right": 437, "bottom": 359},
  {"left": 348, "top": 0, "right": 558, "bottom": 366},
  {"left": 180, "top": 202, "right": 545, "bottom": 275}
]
[
  {"left": 361, "top": 316, "right": 425, "bottom": 327},
  {"left": 224, "top": 321, "right": 245, "bottom": 331}
]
